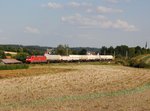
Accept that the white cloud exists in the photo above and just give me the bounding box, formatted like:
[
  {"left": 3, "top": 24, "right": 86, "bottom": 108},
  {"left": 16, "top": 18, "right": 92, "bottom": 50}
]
[
  {"left": 86, "top": 8, "right": 93, "bottom": 13},
  {"left": 24, "top": 26, "right": 40, "bottom": 34},
  {"left": 61, "top": 14, "right": 138, "bottom": 32},
  {"left": 105, "top": 0, "right": 120, "bottom": 3},
  {"left": 81, "top": 2, "right": 92, "bottom": 7},
  {"left": 104, "top": 0, "right": 131, "bottom": 3},
  {"left": 43, "top": 2, "right": 92, "bottom": 9},
  {"left": 68, "top": 2, "right": 80, "bottom": 8},
  {"left": 43, "top": 1, "right": 123, "bottom": 14},
  {"left": 67, "top": 2, "right": 92, "bottom": 8},
  {"left": 97, "top": 6, "right": 123, "bottom": 13},
  {"left": 114, "top": 19, "right": 138, "bottom": 31},
  {"left": 47, "top": 2, "right": 63, "bottom": 9}
]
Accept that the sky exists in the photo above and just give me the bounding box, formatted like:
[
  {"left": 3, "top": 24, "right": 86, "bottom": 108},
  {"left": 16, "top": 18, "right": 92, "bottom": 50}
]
[{"left": 0, "top": 0, "right": 150, "bottom": 48}]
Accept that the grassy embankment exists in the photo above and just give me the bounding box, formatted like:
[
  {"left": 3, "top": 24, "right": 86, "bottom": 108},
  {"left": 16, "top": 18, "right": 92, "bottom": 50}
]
[{"left": 129, "top": 54, "right": 150, "bottom": 68}]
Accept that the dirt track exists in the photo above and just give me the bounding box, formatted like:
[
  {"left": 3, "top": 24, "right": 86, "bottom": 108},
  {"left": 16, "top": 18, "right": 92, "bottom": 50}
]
[{"left": 0, "top": 64, "right": 150, "bottom": 111}]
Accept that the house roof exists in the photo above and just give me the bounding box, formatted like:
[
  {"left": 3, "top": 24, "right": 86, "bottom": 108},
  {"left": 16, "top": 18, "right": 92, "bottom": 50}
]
[
  {"left": 4, "top": 51, "right": 17, "bottom": 55},
  {"left": 1, "top": 59, "right": 22, "bottom": 64}
]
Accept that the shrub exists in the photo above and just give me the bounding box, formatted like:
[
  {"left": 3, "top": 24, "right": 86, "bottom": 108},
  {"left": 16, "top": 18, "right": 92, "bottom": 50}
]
[
  {"left": 129, "top": 55, "right": 150, "bottom": 68},
  {"left": 115, "top": 59, "right": 129, "bottom": 66},
  {"left": 15, "top": 52, "right": 29, "bottom": 63}
]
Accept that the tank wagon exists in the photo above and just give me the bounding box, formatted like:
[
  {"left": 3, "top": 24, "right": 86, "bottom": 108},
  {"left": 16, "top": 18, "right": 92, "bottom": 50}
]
[
  {"left": 26, "top": 54, "right": 114, "bottom": 63},
  {"left": 44, "top": 54, "right": 61, "bottom": 62},
  {"left": 100, "top": 55, "right": 115, "bottom": 61}
]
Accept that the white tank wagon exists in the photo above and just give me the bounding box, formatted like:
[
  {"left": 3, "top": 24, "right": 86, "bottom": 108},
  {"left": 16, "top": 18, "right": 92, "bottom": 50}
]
[
  {"left": 69, "top": 55, "right": 80, "bottom": 61},
  {"left": 44, "top": 54, "right": 61, "bottom": 62},
  {"left": 79, "top": 55, "right": 89, "bottom": 61},
  {"left": 99, "top": 55, "right": 114, "bottom": 61},
  {"left": 87, "top": 55, "right": 100, "bottom": 61},
  {"left": 61, "top": 56, "right": 72, "bottom": 62}
]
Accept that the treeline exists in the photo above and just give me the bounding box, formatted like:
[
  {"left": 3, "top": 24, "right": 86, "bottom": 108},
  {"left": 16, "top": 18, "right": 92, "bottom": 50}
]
[
  {"left": 0, "top": 44, "right": 150, "bottom": 62},
  {"left": 53, "top": 44, "right": 150, "bottom": 59},
  {"left": 99, "top": 45, "right": 150, "bottom": 58}
]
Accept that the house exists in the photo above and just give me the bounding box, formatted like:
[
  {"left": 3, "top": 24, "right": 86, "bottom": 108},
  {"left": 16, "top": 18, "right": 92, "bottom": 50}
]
[
  {"left": 4, "top": 51, "right": 17, "bottom": 55},
  {"left": 4, "top": 51, "right": 18, "bottom": 59}
]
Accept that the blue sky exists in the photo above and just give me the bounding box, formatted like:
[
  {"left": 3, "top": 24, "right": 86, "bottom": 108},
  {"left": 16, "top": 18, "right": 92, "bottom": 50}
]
[{"left": 0, "top": 0, "right": 150, "bottom": 47}]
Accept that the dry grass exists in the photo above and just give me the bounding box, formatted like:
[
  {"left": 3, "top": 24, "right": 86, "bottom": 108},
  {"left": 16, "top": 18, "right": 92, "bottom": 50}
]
[{"left": 0, "top": 64, "right": 150, "bottom": 111}]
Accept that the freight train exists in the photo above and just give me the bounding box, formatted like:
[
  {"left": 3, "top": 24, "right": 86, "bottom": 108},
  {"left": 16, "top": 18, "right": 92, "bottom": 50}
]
[{"left": 26, "top": 54, "right": 114, "bottom": 63}]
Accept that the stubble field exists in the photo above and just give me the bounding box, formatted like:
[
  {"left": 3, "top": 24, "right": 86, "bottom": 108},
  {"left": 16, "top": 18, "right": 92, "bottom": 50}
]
[{"left": 0, "top": 63, "right": 150, "bottom": 111}]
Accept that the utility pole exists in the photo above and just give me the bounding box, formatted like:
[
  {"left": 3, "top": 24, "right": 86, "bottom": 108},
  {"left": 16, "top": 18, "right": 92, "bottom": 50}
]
[
  {"left": 67, "top": 48, "right": 68, "bottom": 56},
  {"left": 66, "top": 44, "right": 69, "bottom": 56},
  {"left": 104, "top": 50, "right": 106, "bottom": 55}
]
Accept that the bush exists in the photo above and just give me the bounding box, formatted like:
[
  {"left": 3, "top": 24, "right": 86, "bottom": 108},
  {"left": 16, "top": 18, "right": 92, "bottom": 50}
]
[
  {"left": 129, "top": 55, "right": 150, "bottom": 68},
  {"left": 15, "top": 52, "right": 29, "bottom": 63},
  {"left": 115, "top": 59, "right": 129, "bottom": 66},
  {"left": 0, "top": 64, "right": 29, "bottom": 70}
]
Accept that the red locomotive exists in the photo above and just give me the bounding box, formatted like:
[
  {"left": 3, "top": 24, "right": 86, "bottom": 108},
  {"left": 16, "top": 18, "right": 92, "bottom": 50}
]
[{"left": 26, "top": 55, "right": 47, "bottom": 63}]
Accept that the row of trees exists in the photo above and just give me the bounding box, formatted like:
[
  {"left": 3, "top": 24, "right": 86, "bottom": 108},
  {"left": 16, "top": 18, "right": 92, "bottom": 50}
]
[
  {"left": 100, "top": 45, "right": 150, "bottom": 58},
  {"left": 52, "top": 45, "right": 87, "bottom": 55},
  {"left": 53, "top": 45, "right": 150, "bottom": 59},
  {"left": 101, "top": 45, "right": 150, "bottom": 58}
]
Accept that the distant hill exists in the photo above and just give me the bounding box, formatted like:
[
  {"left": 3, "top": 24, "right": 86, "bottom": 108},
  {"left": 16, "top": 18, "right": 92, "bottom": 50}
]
[
  {"left": 130, "top": 54, "right": 150, "bottom": 68},
  {"left": 0, "top": 44, "right": 52, "bottom": 51},
  {"left": 0, "top": 44, "right": 53, "bottom": 55}
]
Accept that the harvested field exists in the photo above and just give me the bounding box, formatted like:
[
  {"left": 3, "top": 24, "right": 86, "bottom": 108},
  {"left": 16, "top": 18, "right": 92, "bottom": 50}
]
[{"left": 0, "top": 64, "right": 150, "bottom": 111}]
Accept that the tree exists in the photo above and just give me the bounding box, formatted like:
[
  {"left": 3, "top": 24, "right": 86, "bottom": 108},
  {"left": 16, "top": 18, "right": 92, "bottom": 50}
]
[
  {"left": 107, "top": 46, "right": 114, "bottom": 55},
  {"left": 135, "top": 46, "right": 142, "bottom": 55},
  {"left": 15, "top": 52, "right": 29, "bottom": 63},
  {"left": 55, "top": 44, "right": 71, "bottom": 55},
  {"left": 115, "top": 45, "right": 129, "bottom": 57},
  {"left": 128, "top": 48, "right": 135, "bottom": 58},
  {"left": 100, "top": 46, "right": 107, "bottom": 55},
  {"left": 71, "top": 49, "right": 78, "bottom": 55},
  {"left": 79, "top": 49, "right": 87, "bottom": 55},
  {"left": 0, "top": 50, "right": 5, "bottom": 59},
  {"left": 141, "top": 48, "right": 147, "bottom": 54}
]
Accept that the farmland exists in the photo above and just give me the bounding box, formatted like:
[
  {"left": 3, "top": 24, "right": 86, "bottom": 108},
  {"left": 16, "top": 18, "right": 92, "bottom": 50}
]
[{"left": 0, "top": 63, "right": 150, "bottom": 111}]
